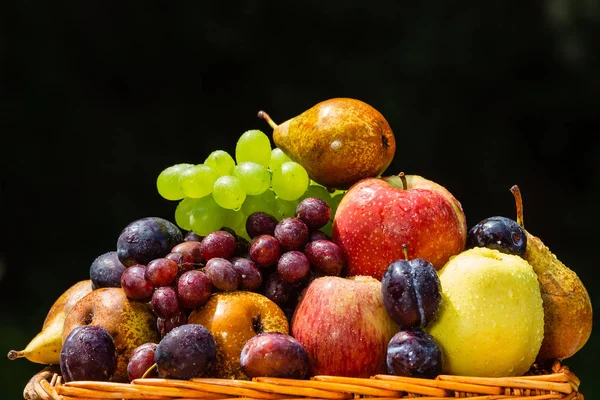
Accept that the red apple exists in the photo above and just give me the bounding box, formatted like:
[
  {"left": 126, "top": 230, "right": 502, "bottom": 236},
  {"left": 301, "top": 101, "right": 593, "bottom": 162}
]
[
  {"left": 291, "top": 275, "right": 399, "bottom": 377},
  {"left": 332, "top": 174, "right": 467, "bottom": 279}
]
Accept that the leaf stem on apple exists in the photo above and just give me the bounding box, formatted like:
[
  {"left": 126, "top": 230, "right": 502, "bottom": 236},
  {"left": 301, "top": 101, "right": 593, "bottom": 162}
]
[
  {"left": 510, "top": 185, "right": 524, "bottom": 229},
  {"left": 257, "top": 110, "right": 278, "bottom": 129}
]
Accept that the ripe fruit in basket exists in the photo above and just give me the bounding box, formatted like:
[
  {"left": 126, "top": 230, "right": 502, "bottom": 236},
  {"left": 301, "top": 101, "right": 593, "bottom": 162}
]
[
  {"left": 425, "top": 247, "right": 544, "bottom": 377},
  {"left": 387, "top": 329, "right": 443, "bottom": 378},
  {"left": 291, "top": 275, "right": 399, "bottom": 377},
  {"left": 7, "top": 279, "right": 93, "bottom": 365},
  {"left": 62, "top": 287, "right": 160, "bottom": 382},
  {"left": 257, "top": 97, "right": 396, "bottom": 189},
  {"left": 332, "top": 173, "right": 467, "bottom": 280},
  {"left": 381, "top": 247, "right": 442, "bottom": 329},
  {"left": 155, "top": 324, "right": 217, "bottom": 379},
  {"left": 187, "top": 290, "right": 289, "bottom": 379},
  {"left": 117, "top": 216, "right": 184, "bottom": 266},
  {"left": 508, "top": 185, "right": 593, "bottom": 363},
  {"left": 60, "top": 325, "right": 117, "bottom": 382},
  {"left": 240, "top": 332, "right": 310, "bottom": 379}
]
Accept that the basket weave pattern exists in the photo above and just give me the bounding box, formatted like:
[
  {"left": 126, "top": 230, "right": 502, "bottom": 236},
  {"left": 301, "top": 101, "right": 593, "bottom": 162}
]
[{"left": 25, "top": 361, "right": 582, "bottom": 400}]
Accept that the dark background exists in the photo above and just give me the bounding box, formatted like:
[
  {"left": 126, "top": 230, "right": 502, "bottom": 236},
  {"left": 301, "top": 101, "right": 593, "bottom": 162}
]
[{"left": 1, "top": 1, "right": 598, "bottom": 398}]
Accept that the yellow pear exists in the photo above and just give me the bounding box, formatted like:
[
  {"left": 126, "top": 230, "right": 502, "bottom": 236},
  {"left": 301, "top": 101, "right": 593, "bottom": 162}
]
[
  {"left": 258, "top": 98, "right": 396, "bottom": 190},
  {"left": 7, "top": 280, "right": 93, "bottom": 365},
  {"left": 510, "top": 185, "right": 593, "bottom": 363}
]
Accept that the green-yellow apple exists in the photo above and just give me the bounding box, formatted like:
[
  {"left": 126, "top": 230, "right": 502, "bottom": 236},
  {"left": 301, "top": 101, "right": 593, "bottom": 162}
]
[
  {"left": 291, "top": 275, "right": 399, "bottom": 377},
  {"left": 425, "top": 247, "right": 544, "bottom": 377},
  {"left": 332, "top": 174, "right": 467, "bottom": 280},
  {"left": 187, "top": 290, "right": 289, "bottom": 379},
  {"left": 62, "top": 287, "right": 160, "bottom": 382}
]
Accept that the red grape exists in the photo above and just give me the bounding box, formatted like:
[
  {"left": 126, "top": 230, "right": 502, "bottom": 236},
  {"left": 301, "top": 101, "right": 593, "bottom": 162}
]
[
  {"left": 157, "top": 309, "right": 187, "bottom": 338},
  {"left": 127, "top": 342, "right": 158, "bottom": 381},
  {"left": 177, "top": 269, "right": 212, "bottom": 308},
  {"left": 296, "top": 197, "right": 331, "bottom": 230},
  {"left": 165, "top": 251, "right": 196, "bottom": 272},
  {"left": 204, "top": 258, "right": 239, "bottom": 291},
  {"left": 121, "top": 265, "right": 153, "bottom": 301},
  {"left": 274, "top": 217, "right": 309, "bottom": 251},
  {"left": 199, "top": 231, "right": 237, "bottom": 261},
  {"left": 276, "top": 251, "right": 310, "bottom": 284},
  {"left": 231, "top": 257, "right": 262, "bottom": 291},
  {"left": 145, "top": 258, "right": 178, "bottom": 287},
  {"left": 246, "top": 212, "right": 278, "bottom": 238},
  {"left": 151, "top": 286, "right": 180, "bottom": 319},
  {"left": 249, "top": 234, "right": 281, "bottom": 267},
  {"left": 304, "top": 239, "right": 345, "bottom": 276}
]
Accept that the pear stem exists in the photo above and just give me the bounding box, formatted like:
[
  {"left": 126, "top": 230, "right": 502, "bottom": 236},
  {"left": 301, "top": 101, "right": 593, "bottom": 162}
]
[
  {"left": 510, "top": 185, "right": 524, "bottom": 229},
  {"left": 257, "top": 110, "right": 278, "bottom": 130},
  {"left": 7, "top": 350, "right": 23, "bottom": 360},
  {"left": 402, "top": 244, "right": 409, "bottom": 261},
  {"left": 141, "top": 362, "right": 157, "bottom": 379}
]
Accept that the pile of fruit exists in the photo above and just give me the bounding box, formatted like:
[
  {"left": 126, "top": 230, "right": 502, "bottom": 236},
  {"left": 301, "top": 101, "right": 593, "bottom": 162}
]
[{"left": 8, "top": 98, "right": 593, "bottom": 393}]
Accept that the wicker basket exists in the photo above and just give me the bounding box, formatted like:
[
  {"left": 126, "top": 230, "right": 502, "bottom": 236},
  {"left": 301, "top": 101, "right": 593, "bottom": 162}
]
[{"left": 24, "top": 361, "right": 582, "bottom": 400}]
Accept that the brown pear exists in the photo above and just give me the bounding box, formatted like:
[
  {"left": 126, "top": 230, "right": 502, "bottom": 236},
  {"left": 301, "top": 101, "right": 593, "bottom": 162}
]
[
  {"left": 8, "top": 280, "right": 93, "bottom": 365},
  {"left": 511, "top": 185, "right": 593, "bottom": 363},
  {"left": 258, "top": 98, "right": 396, "bottom": 189},
  {"left": 62, "top": 287, "right": 160, "bottom": 382}
]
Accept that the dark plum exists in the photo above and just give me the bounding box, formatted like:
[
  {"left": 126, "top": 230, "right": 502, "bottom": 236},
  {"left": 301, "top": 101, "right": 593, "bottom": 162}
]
[
  {"left": 121, "top": 265, "right": 154, "bottom": 301},
  {"left": 127, "top": 342, "right": 158, "bottom": 381},
  {"left": 276, "top": 251, "right": 310, "bottom": 284},
  {"left": 177, "top": 269, "right": 212, "bottom": 309},
  {"left": 249, "top": 234, "right": 281, "bottom": 267},
  {"left": 240, "top": 332, "right": 310, "bottom": 379},
  {"left": 386, "top": 329, "right": 443, "bottom": 378},
  {"left": 381, "top": 257, "right": 442, "bottom": 329},
  {"left": 155, "top": 324, "right": 217, "bottom": 379},
  {"left": 90, "top": 251, "right": 127, "bottom": 289},
  {"left": 274, "top": 217, "right": 309, "bottom": 251},
  {"left": 231, "top": 257, "right": 263, "bottom": 291},
  {"left": 60, "top": 325, "right": 117, "bottom": 382},
  {"left": 466, "top": 216, "right": 527, "bottom": 256},
  {"left": 117, "top": 217, "right": 183, "bottom": 266},
  {"left": 199, "top": 230, "right": 237, "bottom": 261},
  {"left": 295, "top": 197, "right": 331, "bottom": 230},
  {"left": 304, "top": 240, "right": 345, "bottom": 276},
  {"left": 246, "top": 211, "right": 278, "bottom": 238},
  {"left": 204, "top": 258, "right": 240, "bottom": 291}
]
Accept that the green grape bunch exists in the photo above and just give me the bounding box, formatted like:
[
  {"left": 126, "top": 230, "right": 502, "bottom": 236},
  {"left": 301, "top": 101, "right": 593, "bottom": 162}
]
[{"left": 156, "top": 129, "right": 345, "bottom": 239}]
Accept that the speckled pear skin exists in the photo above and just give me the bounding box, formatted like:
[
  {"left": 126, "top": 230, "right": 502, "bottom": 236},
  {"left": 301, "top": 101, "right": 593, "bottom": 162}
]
[
  {"left": 62, "top": 287, "right": 160, "bottom": 382},
  {"left": 272, "top": 98, "right": 396, "bottom": 190},
  {"left": 187, "top": 291, "right": 289, "bottom": 380},
  {"left": 523, "top": 231, "right": 593, "bottom": 363}
]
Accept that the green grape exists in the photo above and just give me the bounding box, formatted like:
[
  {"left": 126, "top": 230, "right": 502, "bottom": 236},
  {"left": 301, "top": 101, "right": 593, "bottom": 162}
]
[
  {"left": 241, "top": 190, "right": 277, "bottom": 217},
  {"left": 269, "top": 148, "right": 292, "bottom": 172},
  {"left": 205, "top": 150, "right": 235, "bottom": 177},
  {"left": 212, "top": 175, "right": 246, "bottom": 210},
  {"left": 224, "top": 208, "right": 248, "bottom": 240},
  {"left": 157, "top": 163, "right": 194, "bottom": 200},
  {"left": 189, "top": 195, "right": 227, "bottom": 236},
  {"left": 179, "top": 164, "right": 219, "bottom": 198},
  {"left": 174, "top": 197, "right": 199, "bottom": 231},
  {"left": 271, "top": 161, "right": 309, "bottom": 201},
  {"left": 232, "top": 162, "right": 271, "bottom": 196},
  {"left": 274, "top": 197, "right": 300, "bottom": 220},
  {"left": 235, "top": 129, "right": 272, "bottom": 167}
]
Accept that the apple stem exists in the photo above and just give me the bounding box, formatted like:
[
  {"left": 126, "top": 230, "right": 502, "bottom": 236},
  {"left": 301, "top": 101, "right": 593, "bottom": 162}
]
[
  {"left": 257, "top": 110, "right": 278, "bottom": 130},
  {"left": 141, "top": 362, "right": 157, "bottom": 379},
  {"left": 510, "top": 185, "right": 524, "bottom": 229},
  {"left": 402, "top": 244, "right": 409, "bottom": 261},
  {"left": 398, "top": 172, "right": 407, "bottom": 190}
]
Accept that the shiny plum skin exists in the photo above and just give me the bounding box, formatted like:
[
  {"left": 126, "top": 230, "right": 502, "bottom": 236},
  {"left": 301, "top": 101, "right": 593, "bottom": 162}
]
[
  {"left": 117, "top": 217, "right": 183, "bottom": 266},
  {"left": 466, "top": 216, "right": 527, "bottom": 256},
  {"left": 240, "top": 332, "right": 310, "bottom": 379},
  {"left": 386, "top": 329, "right": 443, "bottom": 378},
  {"left": 60, "top": 325, "right": 117, "bottom": 382},
  {"left": 155, "top": 324, "right": 217, "bottom": 379},
  {"left": 381, "top": 258, "right": 442, "bottom": 329},
  {"left": 90, "top": 251, "right": 127, "bottom": 289}
]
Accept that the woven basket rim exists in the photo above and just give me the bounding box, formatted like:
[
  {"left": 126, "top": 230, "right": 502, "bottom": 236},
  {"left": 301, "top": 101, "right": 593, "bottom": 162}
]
[{"left": 24, "top": 360, "right": 583, "bottom": 400}]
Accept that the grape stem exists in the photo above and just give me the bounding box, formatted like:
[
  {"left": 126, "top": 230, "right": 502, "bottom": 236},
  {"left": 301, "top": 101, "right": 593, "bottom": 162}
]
[
  {"left": 257, "top": 110, "right": 279, "bottom": 130},
  {"left": 510, "top": 185, "right": 524, "bottom": 229},
  {"left": 141, "top": 362, "right": 158, "bottom": 379}
]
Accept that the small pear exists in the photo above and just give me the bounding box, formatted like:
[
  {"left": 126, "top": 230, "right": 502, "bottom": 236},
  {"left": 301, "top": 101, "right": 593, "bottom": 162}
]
[
  {"left": 510, "top": 185, "right": 593, "bottom": 363},
  {"left": 258, "top": 98, "right": 396, "bottom": 190},
  {"left": 7, "top": 280, "right": 93, "bottom": 364}
]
